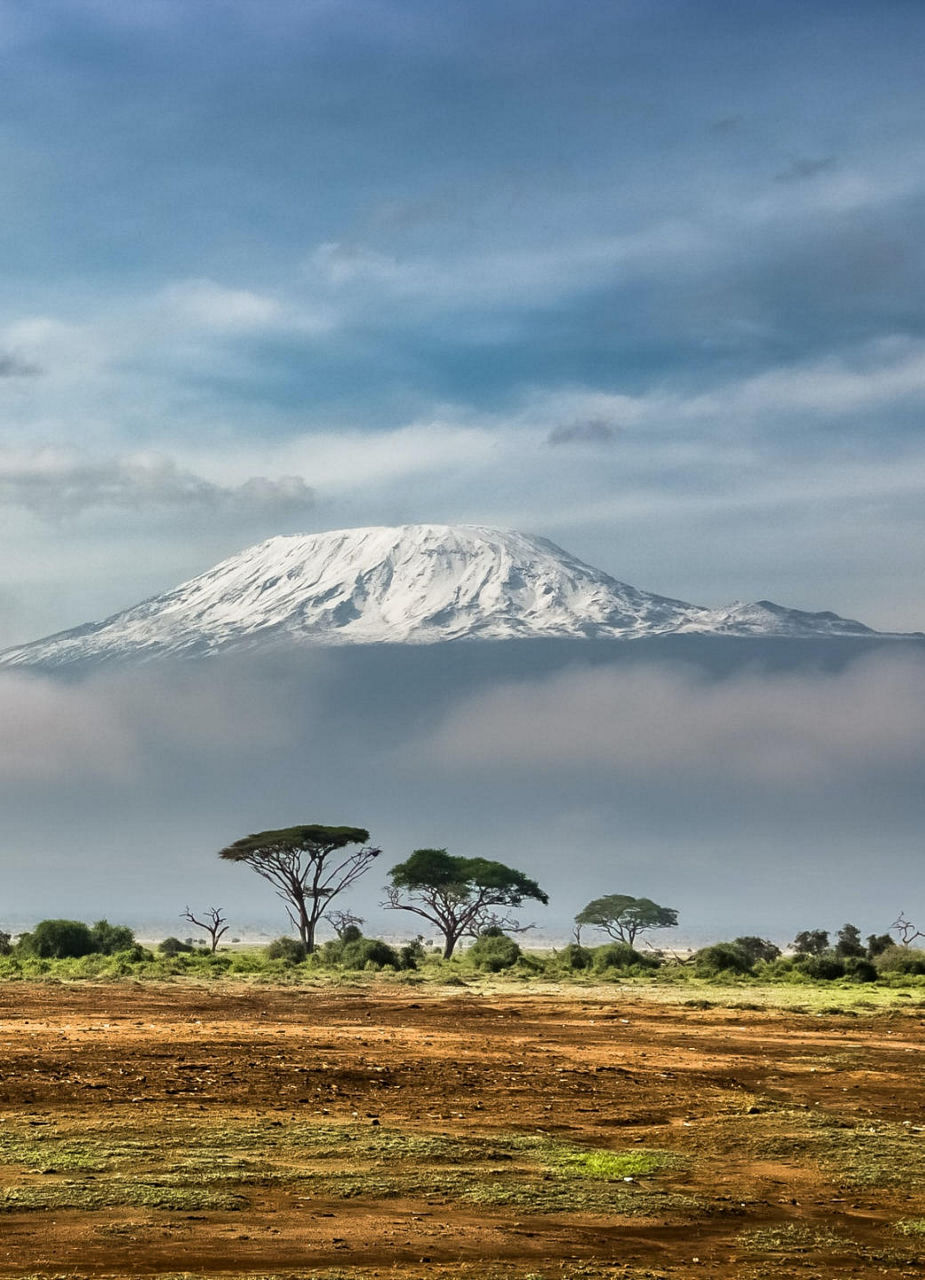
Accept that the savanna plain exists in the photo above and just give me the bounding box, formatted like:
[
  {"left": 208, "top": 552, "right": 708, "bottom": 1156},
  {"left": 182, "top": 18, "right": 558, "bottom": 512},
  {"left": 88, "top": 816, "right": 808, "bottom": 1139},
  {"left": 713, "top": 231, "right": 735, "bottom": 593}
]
[{"left": 1, "top": 975, "right": 924, "bottom": 1280}]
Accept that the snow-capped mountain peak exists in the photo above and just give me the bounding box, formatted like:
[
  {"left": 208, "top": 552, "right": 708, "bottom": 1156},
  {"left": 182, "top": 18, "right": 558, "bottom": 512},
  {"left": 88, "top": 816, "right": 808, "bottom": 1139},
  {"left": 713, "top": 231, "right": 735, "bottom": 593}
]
[{"left": 0, "top": 524, "right": 901, "bottom": 668}]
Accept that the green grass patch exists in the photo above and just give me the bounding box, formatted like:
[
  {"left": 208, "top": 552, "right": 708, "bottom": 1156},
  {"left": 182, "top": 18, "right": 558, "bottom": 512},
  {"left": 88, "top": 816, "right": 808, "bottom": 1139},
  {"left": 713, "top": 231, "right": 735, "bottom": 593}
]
[
  {"left": 895, "top": 1217, "right": 925, "bottom": 1236},
  {"left": 739, "top": 1223, "right": 855, "bottom": 1254},
  {"left": 0, "top": 1116, "right": 692, "bottom": 1220}
]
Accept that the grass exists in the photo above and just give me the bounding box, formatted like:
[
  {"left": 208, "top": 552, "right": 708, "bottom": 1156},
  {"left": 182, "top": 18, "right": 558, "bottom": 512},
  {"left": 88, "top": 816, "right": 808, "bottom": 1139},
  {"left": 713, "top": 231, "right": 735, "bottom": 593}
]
[
  {"left": 895, "top": 1218, "right": 925, "bottom": 1236},
  {"left": 0, "top": 1115, "right": 693, "bottom": 1219},
  {"left": 739, "top": 1223, "right": 855, "bottom": 1254}
]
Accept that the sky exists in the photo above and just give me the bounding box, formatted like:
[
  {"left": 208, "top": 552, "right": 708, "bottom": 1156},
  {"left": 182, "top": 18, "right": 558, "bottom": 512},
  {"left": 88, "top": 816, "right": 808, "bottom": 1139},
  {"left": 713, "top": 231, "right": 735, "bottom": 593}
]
[
  {"left": 1, "top": 1, "right": 925, "bottom": 943},
  {"left": 0, "top": 0, "right": 924, "bottom": 643}
]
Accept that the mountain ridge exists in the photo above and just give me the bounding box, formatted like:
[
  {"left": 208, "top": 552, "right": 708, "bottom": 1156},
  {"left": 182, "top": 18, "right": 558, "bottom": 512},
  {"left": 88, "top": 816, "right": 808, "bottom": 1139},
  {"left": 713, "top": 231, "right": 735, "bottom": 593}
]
[{"left": 0, "top": 523, "right": 913, "bottom": 668}]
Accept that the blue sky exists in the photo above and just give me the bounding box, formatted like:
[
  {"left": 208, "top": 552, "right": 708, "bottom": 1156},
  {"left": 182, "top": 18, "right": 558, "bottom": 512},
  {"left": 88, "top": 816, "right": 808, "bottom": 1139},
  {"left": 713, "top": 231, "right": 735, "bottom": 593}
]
[{"left": 1, "top": 0, "right": 925, "bottom": 641}]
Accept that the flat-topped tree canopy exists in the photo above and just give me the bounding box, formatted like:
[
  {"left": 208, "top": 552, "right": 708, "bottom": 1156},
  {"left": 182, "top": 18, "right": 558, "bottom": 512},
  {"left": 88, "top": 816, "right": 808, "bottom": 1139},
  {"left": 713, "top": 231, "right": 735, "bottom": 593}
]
[
  {"left": 219, "top": 825, "right": 371, "bottom": 859},
  {"left": 219, "top": 824, "right": 378, "bottom": 952},
  {"left": 386, "top": 848, "right": 548, "bottom": 959}
]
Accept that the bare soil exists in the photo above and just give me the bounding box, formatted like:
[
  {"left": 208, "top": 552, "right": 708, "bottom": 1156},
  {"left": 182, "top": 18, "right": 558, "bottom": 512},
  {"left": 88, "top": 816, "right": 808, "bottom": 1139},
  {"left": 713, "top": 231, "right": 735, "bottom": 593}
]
[{"left": 0, "top": 980, "right": 923, "bottom": 1278}]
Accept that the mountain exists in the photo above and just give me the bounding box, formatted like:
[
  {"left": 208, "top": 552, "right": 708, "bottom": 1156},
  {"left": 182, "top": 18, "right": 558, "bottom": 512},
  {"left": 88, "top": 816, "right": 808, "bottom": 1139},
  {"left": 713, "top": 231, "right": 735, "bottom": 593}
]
[{"left": 0, "top": 523, "right": 904, "bottom": 669}]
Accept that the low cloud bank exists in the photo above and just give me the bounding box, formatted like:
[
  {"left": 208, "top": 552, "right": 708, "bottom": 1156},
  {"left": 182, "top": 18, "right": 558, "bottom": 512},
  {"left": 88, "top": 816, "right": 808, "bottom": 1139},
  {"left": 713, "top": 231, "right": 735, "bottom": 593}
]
[{"left": 418, "top": 652, "right": 925, "bottom": 786}]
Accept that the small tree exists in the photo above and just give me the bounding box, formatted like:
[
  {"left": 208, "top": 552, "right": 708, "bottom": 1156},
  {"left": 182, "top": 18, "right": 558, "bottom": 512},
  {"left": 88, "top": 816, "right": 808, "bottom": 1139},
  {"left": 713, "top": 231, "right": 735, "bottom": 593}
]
[
  {"left": 219, "top": 824, "right": 380, "bottom": 953},
  {"left": 181, "top": 906, "right": 229, "bottom": 954},
  {"left": 792, "top": 929, "right": 829, "bottom": 956},
  {"left": 732, "top": 936, "right": 781, "bottom": 965},
  {"left": 575, "top": 894, "right": 678, "bottom": 946},
  {"left": 835, "top": 923, "right": 865, "bottom": 958},
  {"left": 866, "top": 932, "right": 894, "bottom": 958},
  {"left": 385, "top": 848, "right": 548, "bottom": 959}
]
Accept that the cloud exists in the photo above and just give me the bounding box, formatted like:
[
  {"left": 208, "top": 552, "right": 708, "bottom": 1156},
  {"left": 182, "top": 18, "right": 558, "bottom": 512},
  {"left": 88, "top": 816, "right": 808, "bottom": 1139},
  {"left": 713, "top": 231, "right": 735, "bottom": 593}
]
[
  {"left": 0, "top": 450, "right": 314, "bottom": 520},
  {"left": 0, "top": 673, "right": 135, "bottom": 782},
  {"left": 416, "top": 653, "right": 925, "bottom": 787},
  {"left": 775, "top": 156, "right": 838, "bottom": 184},
  {"left": 158, "top": 279, "right": 284, "bottom": 332},
  {"left": 547, "top": 419, "right": 619, "bottom": 447},
  {"left": 0, "top": 351, "right": 41, "bottom": 377},
  {"left": 0, "top": 662, "right": 297, "bottom": 786}
]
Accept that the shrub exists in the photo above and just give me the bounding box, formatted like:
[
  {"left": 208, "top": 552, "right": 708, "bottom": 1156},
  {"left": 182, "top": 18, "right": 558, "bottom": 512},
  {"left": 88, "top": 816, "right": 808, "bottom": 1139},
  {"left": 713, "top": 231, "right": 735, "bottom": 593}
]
[
  {"left": 0, "top": 931, "right": 11, "bottom": 956},
  {"left": 340, "top": 924, "right": 363, "bottom": 943},
  {"left": 559, "top": 942, "right": 594, "bottom": 971},
  {"left": 875, "top": 945, "right": 925, "bottom": 975},
  {"left": 732, "top": 936, "right": 781, "bottom": 964},
  {"left": 159, "top": 936, "right": 195, "bottom": 955},
  {"left": 90, "top": 920, "right": 136, "bottom": 954},
  {"left": 265, "top": 937, "right": 308, "bottom": 964},
  {"left": 469, "top": 932, "right": 522, "bottom": 972},
  {"left": 399, "top": 938, "right": 426, "bottom": 970},
  {"left": 593, "top": 942, "right": 659, "bottom": 972},
  {"left": 796, "top": 952, "right": 845, "bottom": 980},
  {"left": 843, "top": 955, "right": 878, "bottom": 983},
  {"left": 340, "top": 937, "right": 400, "bottom": 969},
  {"left": 19, "top": 919, "right": 96, "bottom": 959},
  {"left": 694, "top": 942, "right": 755, "bottom": 976}
]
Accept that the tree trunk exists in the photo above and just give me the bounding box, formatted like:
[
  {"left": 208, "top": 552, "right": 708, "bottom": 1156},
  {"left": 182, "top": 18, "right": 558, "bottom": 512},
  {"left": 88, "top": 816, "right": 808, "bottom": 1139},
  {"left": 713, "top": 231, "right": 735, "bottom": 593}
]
[
  {"left": 294, "top": 894, "right": 311, "bottom": 949},
  {"left": 443, "top": 932, "right": 459, "bottom": 960}
]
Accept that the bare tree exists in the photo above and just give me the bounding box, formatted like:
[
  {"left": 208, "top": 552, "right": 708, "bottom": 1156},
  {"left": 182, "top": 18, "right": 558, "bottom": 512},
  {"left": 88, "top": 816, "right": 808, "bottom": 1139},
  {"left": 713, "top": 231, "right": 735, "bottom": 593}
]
[
  {"left": 181, "top": 906, "right": 229, "bottom": 953},
  {"left": 891, "top": 912, "right": 925, "bottom": 947}
]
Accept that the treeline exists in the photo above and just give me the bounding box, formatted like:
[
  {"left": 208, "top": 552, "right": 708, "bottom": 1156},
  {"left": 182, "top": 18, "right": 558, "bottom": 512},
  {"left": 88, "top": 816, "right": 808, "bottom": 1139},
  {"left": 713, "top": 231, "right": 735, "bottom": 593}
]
[
  {"left": 2, "top": 821, "right": 922, "bottom": 984},
  {"left": 1, "top": 918, "right": 924, "bottom": 986}
]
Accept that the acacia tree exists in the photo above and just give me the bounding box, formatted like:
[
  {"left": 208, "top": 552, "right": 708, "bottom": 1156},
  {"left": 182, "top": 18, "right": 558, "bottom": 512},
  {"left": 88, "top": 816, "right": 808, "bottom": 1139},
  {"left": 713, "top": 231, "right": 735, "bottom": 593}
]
[
  {"left": 575, "top": 894, "right": 678, "bottom": 946},
  {"left": 385, "top": 848, "right": 548, "bottom": 959},
  {"left": 219, "top": 825, "right": 380, "bottom": 952}
]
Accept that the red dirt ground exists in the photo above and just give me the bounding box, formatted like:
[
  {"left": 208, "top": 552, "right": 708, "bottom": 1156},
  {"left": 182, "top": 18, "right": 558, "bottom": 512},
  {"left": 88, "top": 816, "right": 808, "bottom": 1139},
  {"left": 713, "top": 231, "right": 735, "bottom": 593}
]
[{"left": 0, "top": 981, "right": 923, "bottom": 1278}]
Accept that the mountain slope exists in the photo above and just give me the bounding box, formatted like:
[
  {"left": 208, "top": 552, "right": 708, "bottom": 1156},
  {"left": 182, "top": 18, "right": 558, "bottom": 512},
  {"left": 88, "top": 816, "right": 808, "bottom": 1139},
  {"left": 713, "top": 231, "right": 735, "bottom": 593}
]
[{"left": 0, "top": 524, "right": 900, "bottom": 668}]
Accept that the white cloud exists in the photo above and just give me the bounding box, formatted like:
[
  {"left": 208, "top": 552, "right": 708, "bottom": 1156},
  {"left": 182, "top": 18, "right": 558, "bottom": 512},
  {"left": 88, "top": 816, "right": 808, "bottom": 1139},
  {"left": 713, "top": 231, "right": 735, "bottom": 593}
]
[
  {"left": 0, "top": 448, "right": 314, "bottom": 519},
  {"left": 157, "top": 279, "right": 285, "bottom": 332}
]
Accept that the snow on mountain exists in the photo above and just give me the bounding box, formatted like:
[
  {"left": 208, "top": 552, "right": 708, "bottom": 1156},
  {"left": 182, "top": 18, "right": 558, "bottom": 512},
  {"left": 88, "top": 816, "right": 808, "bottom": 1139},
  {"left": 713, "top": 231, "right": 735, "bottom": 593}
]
[{"left": 0, "top": 524, "right": 900, "bottom": 668}]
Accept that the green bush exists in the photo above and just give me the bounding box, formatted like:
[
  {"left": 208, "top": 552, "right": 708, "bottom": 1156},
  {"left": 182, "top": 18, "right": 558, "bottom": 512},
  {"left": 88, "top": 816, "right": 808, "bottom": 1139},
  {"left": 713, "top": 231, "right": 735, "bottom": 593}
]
[
  {"left": 340, "top": 937, "right": 400, "bottom": 969},
  {"left": 468, "top": 932, "right": 522, "bottom": 972},
  {"left": 158, "top": 936, "right": 195, "bottom": 955},
  {"left": 90, "top": 919, "right": 136, "bottom": 954},
  {"left": 732, "top": 936, "right": 781, "bottom": 964},
  {"left": 875, "top": 945, "right": 925, "bottom": 975},
  {"left": 18, "top": 919, "right": 96, "bottom": 959},
  {"left": 593, "top": 942, "right": 658, "bottom": 972},
  {"left": 265, "top": 937, "right": 308, "bottom": 964},
  {"left": 399, "top": 938, "right": 426, "bottom": 970},
  {"left": 559, "top": 942, "right": 594, "bottom": 971},
  {"left": 843, "top": 955, "right": 878, "bottom": 983},
  {"left": 693, "top": 942, "right": 755, "bottom": 976},
  {"left": 0, "top": 931, "right": 11, "bottom": 956},
  {"left": 796, "top": 952, "right": 845, "bottom": 980}
]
